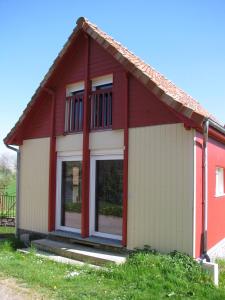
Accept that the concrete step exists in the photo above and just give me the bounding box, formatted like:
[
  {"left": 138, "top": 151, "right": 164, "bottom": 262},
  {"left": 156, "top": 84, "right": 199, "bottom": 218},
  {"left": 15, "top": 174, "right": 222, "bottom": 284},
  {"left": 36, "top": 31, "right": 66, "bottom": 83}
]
[
  {"left": 32, "top": 239, "right": 127, "bottom": 266},
  {"left": 48, "top": 230, "right": 126, "bottom": 253},
  {"left": 18, "top": 248, "right": 100, "bottom": 268}
]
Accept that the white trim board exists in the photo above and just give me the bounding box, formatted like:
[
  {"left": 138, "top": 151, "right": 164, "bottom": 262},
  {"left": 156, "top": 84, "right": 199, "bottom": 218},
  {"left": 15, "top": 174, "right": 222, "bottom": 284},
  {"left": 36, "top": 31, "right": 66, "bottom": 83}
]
[
  {"left": 92, "top": 74, "right": 113, "bottom": 90},
  {"left": 57, "top": 150, "right": 83, "bottom": 158},
  {"left": 90, "top": 148, "right": 124, "bottom": 156},
  {"left": 208, "top": 237, "right": 225, "bottom": 262},
  {"left": 66, "top": 81, "right": 84, "bottom": 96}
]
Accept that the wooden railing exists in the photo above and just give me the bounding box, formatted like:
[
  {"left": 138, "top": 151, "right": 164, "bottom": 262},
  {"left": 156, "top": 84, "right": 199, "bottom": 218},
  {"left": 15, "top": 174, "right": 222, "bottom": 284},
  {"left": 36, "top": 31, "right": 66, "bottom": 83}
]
[
  {"left": 90, "top": 88, "right": 112, "bottom": 130},
  {"left": 64, "top": 88, "right": 112, "bottom": 133},
  {"left": 65, "top": 92, "right": 84, "bottom": 133}
]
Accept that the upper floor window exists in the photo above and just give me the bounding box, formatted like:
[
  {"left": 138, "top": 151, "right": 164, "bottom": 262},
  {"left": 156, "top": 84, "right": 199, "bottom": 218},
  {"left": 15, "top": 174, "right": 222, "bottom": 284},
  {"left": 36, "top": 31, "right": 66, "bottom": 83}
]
[
  {"left": 65, "top": 82, "right": 84, "bottom": 133},
  {"left": 215, "top": 167, "right": 225, "bottom": 197},
  {"left": 91, "top": 74, "right": 113, "bottom": 130},
  {"left": 64, "top": 74, "right": 113, "bottom": 133}
]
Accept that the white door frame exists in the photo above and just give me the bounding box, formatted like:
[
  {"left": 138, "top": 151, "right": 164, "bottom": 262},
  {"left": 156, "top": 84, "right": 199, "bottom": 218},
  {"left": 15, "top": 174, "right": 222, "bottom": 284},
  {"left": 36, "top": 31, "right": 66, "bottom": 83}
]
[
  {"left": 56, "top": 153, "right": 82, "bottom": 233},
  {"left": 89, "top": 153, "right": 123, "bottom": 240}
]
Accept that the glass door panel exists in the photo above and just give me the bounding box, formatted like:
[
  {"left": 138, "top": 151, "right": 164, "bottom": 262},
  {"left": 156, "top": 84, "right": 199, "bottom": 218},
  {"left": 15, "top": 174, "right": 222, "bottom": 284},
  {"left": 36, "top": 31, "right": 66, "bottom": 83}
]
[
  {"left": 95, "top": 159, "right": 123, "bottom": 237},
  {"left": 61, "top": 161, "right": 82, "bottom": 230}
]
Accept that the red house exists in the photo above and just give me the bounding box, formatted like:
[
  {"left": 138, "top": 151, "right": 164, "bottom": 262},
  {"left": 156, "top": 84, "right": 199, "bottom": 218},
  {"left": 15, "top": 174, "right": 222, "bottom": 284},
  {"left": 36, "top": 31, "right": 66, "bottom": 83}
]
[{"left": 4, "top": 17, "right": 225, "bottom": 260}]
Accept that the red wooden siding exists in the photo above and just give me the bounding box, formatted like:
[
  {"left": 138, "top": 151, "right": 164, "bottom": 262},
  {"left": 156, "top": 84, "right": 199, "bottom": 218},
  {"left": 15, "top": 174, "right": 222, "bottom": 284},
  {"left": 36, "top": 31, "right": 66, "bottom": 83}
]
[
  {"left": 195, "top": 132, "right": 225, "bottom": 258},
  {"left": 81, "top": 35, "right": 91, "bottom": 238},
  {"left": 52, "top": 34, "right": 86, "bottom": 136},
  {"left": 128, "top": 76, "right": 180, "bottom": 127},
  {"left": 52, "top": 35, "right": 123, "bottom": 136},
  {"left": 21, "top": 94, "right": 52, "bottom": 140},
  {"left": 89, "top": 39, "right": 122, "bottom": 78},
  {"left": 112, "top": 71, "right": 126, "bottom": 129},
  {"left": 16, "top": 31, "right": 181, "bottom": 143}
]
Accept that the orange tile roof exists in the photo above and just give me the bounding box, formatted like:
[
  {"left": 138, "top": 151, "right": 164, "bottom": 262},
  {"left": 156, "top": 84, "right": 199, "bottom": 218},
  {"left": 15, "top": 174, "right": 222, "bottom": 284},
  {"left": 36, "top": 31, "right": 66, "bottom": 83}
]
[
  {"left": 4, "top": 17, "right": 222, "bottom": 145},
  {"left": 82, "top": 18, "right": 210, "bottom": 117}
]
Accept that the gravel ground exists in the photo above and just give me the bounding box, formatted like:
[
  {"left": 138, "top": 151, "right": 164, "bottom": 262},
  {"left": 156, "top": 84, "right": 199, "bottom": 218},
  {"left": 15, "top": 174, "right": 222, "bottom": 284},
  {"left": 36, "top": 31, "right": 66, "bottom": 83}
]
[{"left": 0, "top": 278, "right": 45, "bottom": 300}]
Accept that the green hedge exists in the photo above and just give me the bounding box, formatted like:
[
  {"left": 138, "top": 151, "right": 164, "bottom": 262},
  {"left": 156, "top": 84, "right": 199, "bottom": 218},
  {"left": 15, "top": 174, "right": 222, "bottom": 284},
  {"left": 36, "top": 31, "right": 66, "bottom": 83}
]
[
  {"left": 65, "top": 202, "right": 82, "bottom": 213},
  {"left": 65, "top": 201, "right": 122, "bottom": 217}
]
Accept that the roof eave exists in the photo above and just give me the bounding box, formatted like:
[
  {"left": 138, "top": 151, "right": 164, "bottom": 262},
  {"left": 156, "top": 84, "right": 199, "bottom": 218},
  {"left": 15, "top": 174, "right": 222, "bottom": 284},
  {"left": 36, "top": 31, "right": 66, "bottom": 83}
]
[{"left": 4, "top": 16, "right": 218, "bottom": 145}]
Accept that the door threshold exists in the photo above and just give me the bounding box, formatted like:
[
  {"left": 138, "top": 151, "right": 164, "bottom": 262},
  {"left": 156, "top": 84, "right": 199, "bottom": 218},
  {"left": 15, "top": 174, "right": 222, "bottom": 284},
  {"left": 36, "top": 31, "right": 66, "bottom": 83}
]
[{"left": 48, "top": 230, "right": 124, "bottom": 251}]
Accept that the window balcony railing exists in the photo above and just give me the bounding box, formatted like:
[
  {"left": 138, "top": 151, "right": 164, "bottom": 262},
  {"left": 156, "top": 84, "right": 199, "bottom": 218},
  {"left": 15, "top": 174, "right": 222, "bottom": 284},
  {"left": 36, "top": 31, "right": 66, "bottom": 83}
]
[
  {"left": 64, "top": 88, "right": 112, "bottom": 133},
  {"left": 90, "top": 88, "right": 112, "bottom": 130},
  {"left": 64, "top": 92, "right": 83, "bottom": 133}
]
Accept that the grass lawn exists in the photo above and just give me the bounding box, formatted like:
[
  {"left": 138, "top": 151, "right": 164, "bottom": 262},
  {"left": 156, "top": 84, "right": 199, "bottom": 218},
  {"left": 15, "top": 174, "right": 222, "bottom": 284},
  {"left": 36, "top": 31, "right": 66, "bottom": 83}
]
[
  {"left": 5, "top": 177, "right": 16, "bottom": 195},
  {"left": 0, "top": 226, "right": 15, "bottom": 234},
  {"left": 0, "top": 240, "right": 225, "bottom": 299}
]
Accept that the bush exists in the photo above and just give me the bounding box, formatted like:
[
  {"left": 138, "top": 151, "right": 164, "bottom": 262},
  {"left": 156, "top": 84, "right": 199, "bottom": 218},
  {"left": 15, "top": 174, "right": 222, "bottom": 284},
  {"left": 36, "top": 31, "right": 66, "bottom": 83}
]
[
  {"left": 65, "top": 201, "right": 122, "bottom": 217},
  {"left": 65, "top": 202, "right": 82, "bottom": 213},
  {"left": 99, "top": 203, "right": 122, "bottom": 217},
  {"left": 0, "top": 236, "right": 24, "bottom": 251}
]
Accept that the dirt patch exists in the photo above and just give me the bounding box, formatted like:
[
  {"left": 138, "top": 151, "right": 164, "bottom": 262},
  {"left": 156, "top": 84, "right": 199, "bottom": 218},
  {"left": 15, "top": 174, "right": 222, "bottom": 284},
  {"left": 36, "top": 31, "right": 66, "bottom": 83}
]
[{"left": 0, "top": 277, "right": 46, "bottom": 300}]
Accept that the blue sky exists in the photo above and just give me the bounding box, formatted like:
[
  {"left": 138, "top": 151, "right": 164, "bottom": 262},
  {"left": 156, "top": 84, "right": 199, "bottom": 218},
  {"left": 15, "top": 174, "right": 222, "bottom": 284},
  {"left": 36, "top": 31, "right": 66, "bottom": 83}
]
[{"left": 0, "top": 0, "right": 225, "bottom": 155}]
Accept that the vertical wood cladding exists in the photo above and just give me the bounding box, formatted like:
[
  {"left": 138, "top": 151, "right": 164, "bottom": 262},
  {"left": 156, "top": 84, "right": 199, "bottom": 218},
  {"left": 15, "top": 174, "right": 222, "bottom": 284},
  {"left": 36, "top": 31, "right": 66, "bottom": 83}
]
[
  {"left": 128, "top": 75, "right": 179, "bottom": 127},
  {"left": 127, "top": 124, "right": 195, "bottom": 255},
  {"left": 19, "top": 138, "right": 50, "bottom": 233},
  {"left": 52, "top": 35, "right": 123, "bottom": 136},
  {"left": 21, "top": 94, "right": 52, "bottom": 140},
  {"left": 19, "top": 32, "right": 179, "bottom": 142}
]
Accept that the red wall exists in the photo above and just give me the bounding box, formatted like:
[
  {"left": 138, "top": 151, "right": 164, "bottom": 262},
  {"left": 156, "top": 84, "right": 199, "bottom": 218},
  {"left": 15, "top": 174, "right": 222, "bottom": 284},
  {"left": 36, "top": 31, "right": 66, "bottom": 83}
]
[
  {"left": 21, "top": 93, "right": 52, "bottom": 140},
  {"left": 49, "top": 34, "right": 124, "bottom": 135},
  {"left": 128, "top": 76, "right": 179, "bottom": 127},
  {"left": 18, "top": 31, "right": 180, "bottom": 143},
  {"left": 195, "top": 132, "right": 225, "bottom": 258}
]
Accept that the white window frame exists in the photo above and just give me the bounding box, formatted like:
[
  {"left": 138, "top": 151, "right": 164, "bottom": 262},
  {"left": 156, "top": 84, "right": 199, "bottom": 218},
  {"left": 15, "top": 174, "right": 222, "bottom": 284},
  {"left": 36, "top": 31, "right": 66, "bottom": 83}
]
[
  {"left": 91, "top": 74, "right": 113, "bottom": 91},
  {"left": 65, "top": 81, "right": 84, "bottom": 132},
  {"left": 66, "top": 81, "right": 84, "bottom": 96},
  {"left": 89, "top": 152, "right": 123, "bottom": 240},
  {"left": 215, "top": 167, "right": 225, "bottom": 197},
  {"left": 56, "top": 154, "right": 82, "bottom": 233}
]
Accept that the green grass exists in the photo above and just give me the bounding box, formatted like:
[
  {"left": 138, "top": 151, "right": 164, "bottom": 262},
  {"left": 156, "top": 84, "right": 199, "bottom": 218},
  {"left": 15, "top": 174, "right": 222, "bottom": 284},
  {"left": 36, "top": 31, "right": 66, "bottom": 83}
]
[
  {"left": 5, "top": 176, "right": 16, "bottom": 195},
  {"left": 0, "top": 240, "right": 225, "bottom": 299},
  {"left": 0, "top": 226, "right": 15, "bottom": 234},
  {"left": 0, "top": 170, "right": 16, "bottom": 196},
  {"left": 217, "top": 259, "right": 225, "bottom": 288}
]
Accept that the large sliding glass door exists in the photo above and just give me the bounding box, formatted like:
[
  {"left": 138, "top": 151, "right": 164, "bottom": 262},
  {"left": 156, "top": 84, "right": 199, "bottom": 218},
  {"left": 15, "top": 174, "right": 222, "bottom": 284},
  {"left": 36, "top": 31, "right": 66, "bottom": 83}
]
[
  {"left": 56, "top": 153, "right": 123, "bottom": 240},
  {"left": 56, "top": 156, "right": 82, "bottom": 233},
  {"left": 90, "top": 155, "right": 123, "bottom": 240}
]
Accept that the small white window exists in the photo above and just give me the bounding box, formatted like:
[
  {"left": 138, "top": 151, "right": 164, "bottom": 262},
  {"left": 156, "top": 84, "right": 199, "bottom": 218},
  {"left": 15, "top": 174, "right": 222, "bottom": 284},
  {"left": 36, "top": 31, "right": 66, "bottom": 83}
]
[
  {"left": 66, "top": 81, "right": 84, "bottom": 96},
  {"left": 92, "top": 74, "right": 113, "bottom": 91},
  {"left": 216, "top": 167, "right": 225, "bottom": 197}
]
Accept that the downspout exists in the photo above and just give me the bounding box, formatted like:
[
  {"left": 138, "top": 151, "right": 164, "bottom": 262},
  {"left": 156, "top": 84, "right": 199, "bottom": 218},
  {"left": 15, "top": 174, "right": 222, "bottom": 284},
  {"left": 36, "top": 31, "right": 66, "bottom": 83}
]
[
  {"left": 202, "top": 119, "right": 210, "bottom": 261},
  {"left": 6, "top": 145, "right": 20, "bottom": 238}
]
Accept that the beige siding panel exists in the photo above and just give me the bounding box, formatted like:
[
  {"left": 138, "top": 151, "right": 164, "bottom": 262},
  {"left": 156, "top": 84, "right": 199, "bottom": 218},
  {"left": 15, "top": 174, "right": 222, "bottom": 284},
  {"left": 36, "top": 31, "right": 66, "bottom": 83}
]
[
  {"left": 127, "top": 124, "right": 195, "bottom": 255},
  {"left": 56, "top": 130, "right": 123, "bottom": 154},
  {"left": 56, "top": 134, "right": 83, "bottom": 152},
  {"left": 90, "top": 130, "right": 124, "bottom": 151},
  {"left": 19, "top": 138, "right": 50, "bottom": 233}
]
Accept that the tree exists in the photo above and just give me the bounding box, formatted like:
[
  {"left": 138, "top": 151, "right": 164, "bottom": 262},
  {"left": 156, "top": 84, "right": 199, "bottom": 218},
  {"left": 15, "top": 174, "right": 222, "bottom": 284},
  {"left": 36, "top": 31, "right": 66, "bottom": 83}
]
[{"left": 0, "top": 153, "right": 16, "bottom": 194}]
